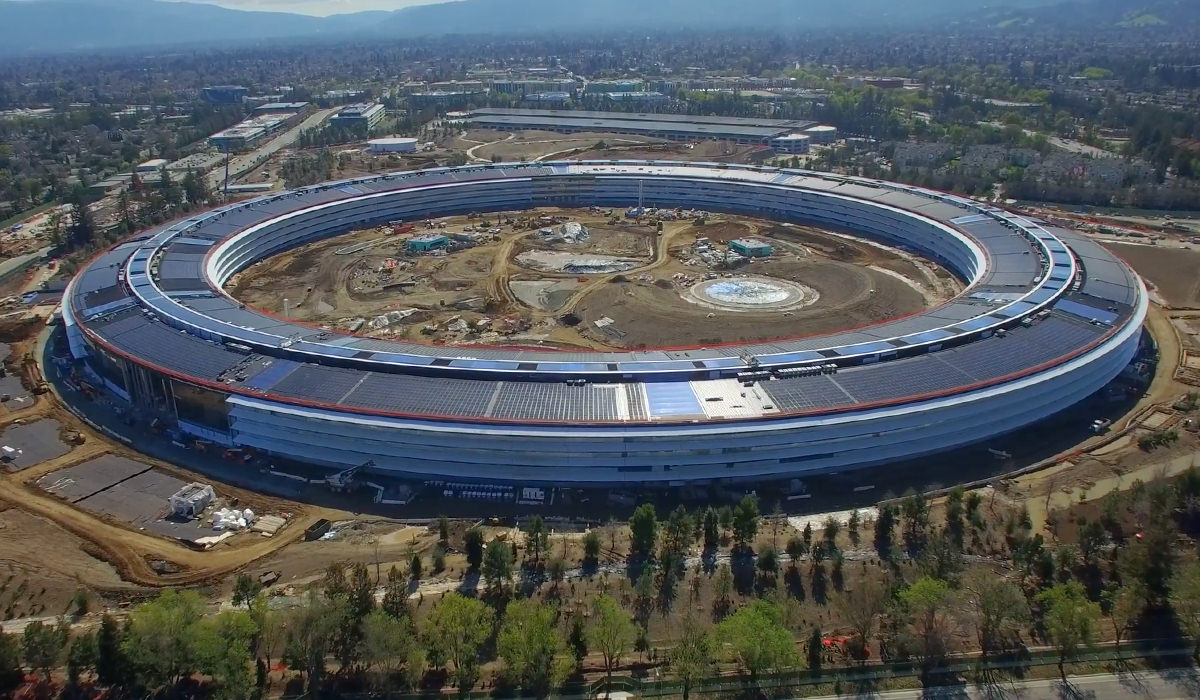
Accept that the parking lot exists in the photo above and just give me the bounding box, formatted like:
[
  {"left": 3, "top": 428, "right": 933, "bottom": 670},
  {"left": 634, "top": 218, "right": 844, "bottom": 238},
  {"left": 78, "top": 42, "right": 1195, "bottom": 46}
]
[{"left": 38, "top": 454, "right": 222, "bottom": 541}]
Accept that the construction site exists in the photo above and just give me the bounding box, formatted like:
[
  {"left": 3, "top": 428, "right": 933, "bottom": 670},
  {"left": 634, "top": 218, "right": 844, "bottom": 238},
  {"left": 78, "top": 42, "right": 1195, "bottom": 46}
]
[{"left": 226, "top": 208, "right": 949, "bottom": 350}]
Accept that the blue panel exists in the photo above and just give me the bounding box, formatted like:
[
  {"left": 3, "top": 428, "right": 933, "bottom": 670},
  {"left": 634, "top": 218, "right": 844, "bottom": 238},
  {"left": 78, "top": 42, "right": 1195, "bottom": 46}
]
[
  {"left": 1005, "top": 301, "right": 1039, "bottom": 316},
  {"left": 243, "top": 359, "right": 300, "bottom": 391},
  {"left": 957, "top": 316, "right": 998, "bottom": 332},
  {"left": 904, "top": 329, "right": 954, "bottom": 344},
  {"left": 1025, "top": 287, "right": 1057, "bottom": 304},
  {"left": 757, "top": 350, "right": 824, "bottom": 364},
  {"left": 835, "top": 340, "right": 894, "bottom": 356},
  {"left": 370, "top": 353, "right": 437, "bottom": 366},
  {"left": 539, "top": 362, "right": 612, "bottom": 372},
  {"left": 700, "top": 357, "right": 745, "bottom": 369},
  {"left": 645, "top": 383, "right": 704, "bottom": 417},
  {"left": 618, "top": 361, "right": 696, "bottom": 372},
  {"left": 1055, "top": 299, "right": 1118, "bottom": 325},
  {"left": 449, "top": 360, "right": 521, "bottom": 371}
]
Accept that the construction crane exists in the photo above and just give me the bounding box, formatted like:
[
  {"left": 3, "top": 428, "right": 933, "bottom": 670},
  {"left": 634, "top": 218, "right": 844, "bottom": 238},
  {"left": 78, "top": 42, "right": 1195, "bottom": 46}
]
[{"left": 326, "top": 460, "right": 375, "bottom": 492}]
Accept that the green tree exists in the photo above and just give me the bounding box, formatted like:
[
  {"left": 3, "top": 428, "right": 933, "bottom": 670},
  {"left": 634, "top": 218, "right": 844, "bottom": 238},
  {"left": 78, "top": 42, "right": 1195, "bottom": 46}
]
[
  {"left": 1038, "top": 581, "right": 1101, "bottom": 682},
  {"left": 410, "top": 553, "right": 423, "bottom": 581},
  {"left": 464, "top": 528, "right": 485, "bottom": 569},
  {"left": 283, "top": 590, "right": 347, "bottom": 694},
  {"left": 524, "top": 516, "right": 549, "bottom": 566},
  {"left": 66, "top": 631, "right": 98, "bottom": 686},
  {"left": 497, "top": 599, "right": 570, "bottom": 694},
  {"left": 806, "top": 627, "right": 823, "bottom": 675},
  {"left": 422, "top": 593, "right": 494, "bottom": 691},
  {"left": 732, "top": 495, "right": 760, "bottom": 549},
  {"left": 195, "top": 610, "right": 258, "bottom": 700},
  {"left": 629, "top": 504, "right": 659, "bottom": 558},
  {"left": 1168, "top": 561, "right": 1200, "bottom": 663},
  {"left": 233, "top": 573, "right": 263, "bottom": 608},
  {"left": 381, "top": 565, "right": 409, "bottom": 619},
  {"left": 0, "top": 631, "right": 21, "bottom": 693},
  {"left": 663, "top": 506, "right": 694, "bottom": 561},
  {"left": 438, "top": 515, "right": 450, "bottom": 544},
  {"left": 361, "top": 609, "right": 424, "bottom": 695},
  {"left": 715, "top": 599, "right": 798, "bottom": 678},
  {"left": 833, "top": 575, "right": 889, "bottom": 660},
  {"left": 1104, "top": 583, "right": 1144, "bottom": 655},
  {"left": 96, "top": 613, "right": 126, "bottom": 686},
  {"left": 483, "top": 540, "right": 515, "bottom": 596},
  {"left": 22, "top": 619, "right": 68, "bottom": 681},
  {"left": 668, "top": 617, "right": 714, "bottom": 700},
  {"left": 587, "top": 593, "right": 636, "bottom": 691},
  {"left": 899, "top": 576, "right": 954, "bottom": 677},
  {"left": 962, "top": 569, "right": 1029, "bottom": 656},
  {"left": 122, "top": 589, "right": 206, "bottom": 690},
  {"left": 874, "top": 504, "right": 896, "bottom": 560},
  {"left": 702, "top": 507, "right": 720, "bottom": 550},
  {"left": 583, "top": 530, "right": 602, "bottom": 564}
]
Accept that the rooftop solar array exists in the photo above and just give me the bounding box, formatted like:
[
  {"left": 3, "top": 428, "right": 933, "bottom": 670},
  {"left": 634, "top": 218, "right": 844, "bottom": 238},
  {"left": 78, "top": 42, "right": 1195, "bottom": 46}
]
[{"left": 66, "top": 162, "right": 1143, "bottom": 427}]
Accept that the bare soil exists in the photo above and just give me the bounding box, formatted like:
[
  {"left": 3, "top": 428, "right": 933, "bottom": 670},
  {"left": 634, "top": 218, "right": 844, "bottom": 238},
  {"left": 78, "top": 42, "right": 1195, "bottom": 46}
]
[{"left": 1103, "top": 242, "right": 1200, "bottom": 308}]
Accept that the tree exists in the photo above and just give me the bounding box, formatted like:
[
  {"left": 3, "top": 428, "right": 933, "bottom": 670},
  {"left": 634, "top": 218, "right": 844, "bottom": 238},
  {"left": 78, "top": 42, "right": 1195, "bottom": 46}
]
[
  {"left": 833, "top": 575, "right": 889, "bottom": 659},
  {"left": 438, "top": 515, "right": 450, "bottom": 544},
  {"left": 0, "top": 631, "right": 21, "bottom": 693},
  {"left": 524, "top": 516, "right": 549, "bottom": 566},
  {"left": 96, "top": 613, "right": 126, "bottom": 686},
  {"left": 587, "top": 594, "right": 636, "bottom": 692},
  {"left": 899, "top": 576, "right": 954, "bottom": 677},
  {"left": 232, "top": 573, "right": 262, "bottom": 608},
  {"left": 422, "top": 593, "right": 494, "bottom": 691},
  {"left": 1104, "top": 583, "right": 1144, "bottom": 656},
  {"left": 583, "top": 530, "right": 602, "bottom": 564},
  {"left": 822, "top": 516, "right": 841, "bottom": 546},
  {"left": 66, "top": 632, "right": 98, "bottom": 686},
  {"left": 668, "top": 617, "right": 714, "bottom": 700},
  {"left": 1038, "top": 581, "right": 1101, "bottom": 682},
  {"left": 361, "top": 609, "right": 423, "bottom": 695},
  {"left": 874, "top": 504, "right": 896, "bottom": 560},
  {"left": 22, "top": 619, "right": 68, "bottom": 681},
  {"left": 464, "top": 528, "right": 485, "bottom": 569},
  {"left": 961, "top": 569, "right": 1029, "bottom": 656},
  {"left": 713, "top": 564, "right": 734, "bottom": 617},
  {"left": 548, "top": 557, "right": 567, "bottom": 590},
  {"left": 629, "top": 504, "right": 659, "bottom": 558},
  {"left": 663, "top": 506, "right": 695, "bottom": 561},
  {"left": 381, "top": 566, "right": 409, "bottom": 619},
  {"left": 283, "top": 590, "right": 347, "bottom": 694},
  {"left": 483, "top": 540, "right": 515, "bottom": 596},
  {"left": 497, "top": 599, "right": 569, "bottom": 694},
  {"left": 122, "top": 589, "right": 206, "bottom": 690},
  {"left": 702, "top": 507, "right": 720, "bottom": 550},
  {"left": 1168, "top": 561, "right": 1200, "bottom": 663},
  {"left": 732, "top": 495, "right": 760, "bottom": 548},
  {"left": 786, "top": 536, "right": 808, "bottom": 569},
  {"left": 195, "top": 610, "right": 258, "bottom": 700},
  {"left": 715, "top": 600, "right": 799, "bottom": 678},
  {"left": 410, "top": 553, "right": 423, "bottom": 581},
  {"left": 806, "top": 627, "right": 823, "bottom": 674}
]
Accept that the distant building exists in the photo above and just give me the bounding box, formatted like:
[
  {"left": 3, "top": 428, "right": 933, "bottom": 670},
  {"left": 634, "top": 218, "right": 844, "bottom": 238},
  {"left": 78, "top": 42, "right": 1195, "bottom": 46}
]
[
  {"left": 329, "top": 103, "right": 386, "bottom": 130},
  {"left": 769, "top": 133, "right": 811, "bottom": 154},
  {"left": 729, "top": 239, "right": 773, "bottom": 257},
  {"left": 368, "top": 137, "right": 418, "bottom": 154},
  {"left": 603, "top": 91, "right": 668, "bottom": 106},
  {"left": 524, "top": 91, "right": 572, "bottom": 106},
  {"left": 407, "top": 233, "right": 449, "bottom": 253},
  {"left": 255, "top": 101, "right": 310, "bottom": 114},
  {"left": 408, "top": 91, "right": 487, "bottom": 109},
  {"left": 804, "top": 125, "right": 839, "bottom": 144},
  {"left": 135, "top": 158, "right": 169, "bottom": 173},
  {"left": 201, "top": 85, "right": 248, "bottom": 105},
  {"left": 586, "top": 79, "right": 644, "bottom": 94},
  {"left": 208, "top": 112, "right": 298, "bottom": 151},
  {"left": 322, "top": 89, "right": 367, "bottom": 103}
]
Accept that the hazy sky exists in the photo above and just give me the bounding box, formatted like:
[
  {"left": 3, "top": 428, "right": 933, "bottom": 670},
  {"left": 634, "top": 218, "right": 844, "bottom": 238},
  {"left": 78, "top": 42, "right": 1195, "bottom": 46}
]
[{"left": 164, "top": 0, "right": 451, "bottom": 15}]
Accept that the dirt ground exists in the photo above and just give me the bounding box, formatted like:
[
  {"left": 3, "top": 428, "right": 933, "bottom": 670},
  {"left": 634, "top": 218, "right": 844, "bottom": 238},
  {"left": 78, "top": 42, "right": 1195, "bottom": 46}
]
[
  {"left": 228, "top": 209, "right": 951, "bottom": 350},
  {"left": 1102, "top": 242, "right": 1200, "bottom": 308}
]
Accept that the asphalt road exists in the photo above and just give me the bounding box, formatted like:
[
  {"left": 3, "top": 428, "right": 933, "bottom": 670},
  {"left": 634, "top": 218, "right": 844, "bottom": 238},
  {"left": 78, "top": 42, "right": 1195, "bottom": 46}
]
[
  {"left": 806, "top": 668, "right": 1200, "bottom": 700},
  {"left": 205, "top": 107, "right": 338, "bottom": 191}
]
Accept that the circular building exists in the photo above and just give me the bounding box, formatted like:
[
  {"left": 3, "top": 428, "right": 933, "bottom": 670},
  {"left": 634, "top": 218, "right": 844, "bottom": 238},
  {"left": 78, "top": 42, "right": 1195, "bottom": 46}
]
[
  {"left": 367, "top": 137, "right": 418, "bottom": 154},
  {"left": 63, "top": 162, "right": 1146, "bottom": 487}
]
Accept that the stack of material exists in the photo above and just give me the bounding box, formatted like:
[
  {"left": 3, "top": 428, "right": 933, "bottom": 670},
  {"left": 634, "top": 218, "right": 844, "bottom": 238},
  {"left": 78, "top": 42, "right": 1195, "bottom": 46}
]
[{"left": 211, "top": 507, "right": 257, "bottom": 531}]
